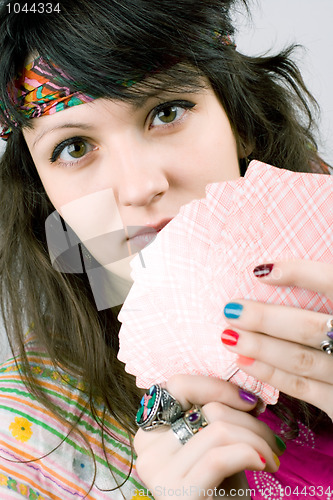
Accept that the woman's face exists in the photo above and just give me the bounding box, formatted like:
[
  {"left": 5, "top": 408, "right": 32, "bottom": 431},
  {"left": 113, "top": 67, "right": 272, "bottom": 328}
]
[{"left": 23, "top": 83, "right": 241, "bottom": 281}]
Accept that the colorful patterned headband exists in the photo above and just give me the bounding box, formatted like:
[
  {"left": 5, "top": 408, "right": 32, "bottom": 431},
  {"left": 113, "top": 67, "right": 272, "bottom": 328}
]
[
  {"left": 0, "top": 32, "right": 235, "bottom": 141},
  {"left": 0, "top": 56, "right": 95, "bottom": 140}
]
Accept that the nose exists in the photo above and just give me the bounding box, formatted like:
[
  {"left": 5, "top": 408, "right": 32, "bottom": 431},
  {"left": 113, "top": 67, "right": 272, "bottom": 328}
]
[{"left": 115, "top": 142, "right": 170, "bottom": 207}]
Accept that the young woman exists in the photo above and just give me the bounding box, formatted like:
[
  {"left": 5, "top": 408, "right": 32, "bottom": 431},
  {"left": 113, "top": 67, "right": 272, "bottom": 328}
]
[{"left": 0, "top": 0, "right": 331, "bottom": 498}]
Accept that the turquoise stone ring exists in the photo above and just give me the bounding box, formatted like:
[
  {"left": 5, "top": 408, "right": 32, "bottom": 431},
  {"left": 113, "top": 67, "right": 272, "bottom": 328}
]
[{"left": 136, "top": 384, "right": 183, "bottom": 431}]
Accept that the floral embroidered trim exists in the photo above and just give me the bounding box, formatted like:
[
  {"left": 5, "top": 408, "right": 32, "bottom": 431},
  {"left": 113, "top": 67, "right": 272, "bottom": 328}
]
[{"left": 0, "top": 473, "right": 46, "bottom": 499}]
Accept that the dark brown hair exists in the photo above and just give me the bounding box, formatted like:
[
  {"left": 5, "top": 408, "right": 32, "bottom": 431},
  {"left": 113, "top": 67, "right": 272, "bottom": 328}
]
[{"left": 0, "top": 0, "right": 330, "bottom": 489}]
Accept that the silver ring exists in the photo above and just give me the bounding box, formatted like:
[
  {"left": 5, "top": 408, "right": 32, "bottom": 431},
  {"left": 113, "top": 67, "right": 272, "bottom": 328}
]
[
  {"left": 136, "top": 384, "right": 183, "bottom": 431},
  {"left": 171, "top": 406, "right": 208, "bottom": 445},
  {"left": 320, "top": 318, "right": 333, "bottom": 355},
  {"left": 321, "top": 340, "right": 333, "bottom": 355}
]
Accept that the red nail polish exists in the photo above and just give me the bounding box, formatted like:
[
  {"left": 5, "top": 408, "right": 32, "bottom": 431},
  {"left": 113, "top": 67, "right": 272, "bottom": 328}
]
[
  {"left": 221, "top": 329, "right": 239, "bottom": 346},
  {"left": 259, "top": 455, "right": 266, "bottom": 464},
  {"left": 237, "top": 354, "right": 255, "bottom": 366},
  {"left": 253, "top": 263, "right": 274, "bottom": 277}
]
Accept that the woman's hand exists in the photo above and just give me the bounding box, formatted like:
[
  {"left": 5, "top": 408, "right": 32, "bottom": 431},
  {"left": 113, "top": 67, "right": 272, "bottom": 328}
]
[
  {"left": 134, "top": 375, "right": 282, "bottom": 500},
  {"left": 222, "top": 260, "right": 333, "bottom": 418}
]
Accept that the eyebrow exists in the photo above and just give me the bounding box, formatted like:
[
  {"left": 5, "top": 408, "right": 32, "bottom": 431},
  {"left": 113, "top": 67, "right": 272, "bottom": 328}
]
[
  {"left": 31, "top": 99, "right": 149, "bottom": 147},
  {"left": 32, "top": 88, "right": 198, "bottom": 148},
  {"left": 33, "top": 123, "right": 94, "bottom": 148}
]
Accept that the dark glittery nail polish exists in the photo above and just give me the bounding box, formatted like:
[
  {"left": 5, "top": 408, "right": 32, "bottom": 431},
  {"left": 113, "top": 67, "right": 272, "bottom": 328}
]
[{"left": 253, "top": 263, "right": 274, "bottom": 277}]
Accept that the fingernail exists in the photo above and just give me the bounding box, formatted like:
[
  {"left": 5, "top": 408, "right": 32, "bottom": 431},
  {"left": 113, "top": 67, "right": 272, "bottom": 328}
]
[
  {"left": 253, "top": 263, "right": 274, "bottom": 277},
  {"left": 275, "top": 435, "right": 286, "bottom": 453},
  {"left": 273, "top": 453, "right": 280, "bottom": 467},
  {"left": 259, "top": 454, "right": 266, "bottom": 464},
  {"left": 239, "top": 389, "right": 258, "bottom": 404},
  {"left": 237, "top": 354, "right": 255, "bottom": 366},
  {"left": 224, "top": 302, "right": 243, "bottom": 319},
  {"left": 221, "top": 329, "right": 239, "bottom": 346}
]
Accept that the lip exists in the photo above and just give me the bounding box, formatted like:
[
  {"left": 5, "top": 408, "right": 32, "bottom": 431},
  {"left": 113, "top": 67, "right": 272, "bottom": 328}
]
[
  {"left": 127, "top": 219, "right": 173, "bottom": 240},
  {"left": 126, "top": 219, "right": 173, "bottom": 252}
]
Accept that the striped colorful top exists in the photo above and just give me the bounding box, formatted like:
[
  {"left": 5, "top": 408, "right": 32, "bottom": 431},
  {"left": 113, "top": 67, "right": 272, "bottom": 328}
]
[{"left": 0, "top": 339, "right": 153, "bottom": 500}]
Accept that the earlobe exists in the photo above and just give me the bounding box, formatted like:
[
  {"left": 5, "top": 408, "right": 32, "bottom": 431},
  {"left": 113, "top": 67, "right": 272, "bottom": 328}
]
[
  {"left": 237, "top": 140, "right": 254, "bottom": 176},
  {"left": 238, "top": 141, "right": 248, "bottom": 159},
  {"left": 238, "top": 140, "right": 254, "bottom": 160}
]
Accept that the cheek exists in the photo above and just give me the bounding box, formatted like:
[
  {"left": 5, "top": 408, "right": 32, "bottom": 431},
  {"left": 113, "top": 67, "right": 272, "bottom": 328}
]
[
  {"left": 60, "top": 188, "right": 124, "bottom": 241},
  {"left": 203, "top": 122, "right": 239, "bottom": 180},
  {"left": 34, "top": 162, "right": 99, "bottom": 213},
  {"left": 57, "top": 188, "right": 129, "bottom": 274},
  {"left": 31, "top": 156, "right": 73, "bottom": 210},
  {"left": 173, "top": 125, "right": 239, "bottom": 184},
  {"left": 33, "top": 158, "right": 125, "bottom": 245},
  {"left": 41, "top": 177, "right": 71, "bottom": 210}
]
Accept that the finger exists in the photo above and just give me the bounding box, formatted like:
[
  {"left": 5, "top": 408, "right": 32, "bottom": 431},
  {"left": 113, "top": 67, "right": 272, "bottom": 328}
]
[
  {"left": 184, "top": 443, "right": 267, "bottom": 492},
  {"left": 134, "top": 425, "right": 172, "bottom": 455},
  {"left": 135, "top": 423, "right": 272, "bottom": 486},
  {"left": 134, "top": 376, "right": 260, "bottom": 454},
  {"left": 223, "top": 299, "right": 331, "bottom": 349},
  {"left": 135, "top": 403, "right": 283, "bottom": 470},
  {"left": 222, "top": 328, "right": 333, "bottom": 385},
  {"left": 253, "top": 260, "right": 333, "bottom": 300},
  {"left": 235, "top": 356, "right": 333, "bottom": 419},
  {"left": 164, "top": 374, "right": 259, "bottom": 412},
  {"left": 134, "top": 402, "right": 267, "bottom": 456},
  {"left": 173, "top": 420, "right": 280, "bottom": 474},
  {"left": 140, "top": 443, "right": 267, "bottom": 499},
  {"left": 202, "top": 401, "right": 284, "bottom": 456}
]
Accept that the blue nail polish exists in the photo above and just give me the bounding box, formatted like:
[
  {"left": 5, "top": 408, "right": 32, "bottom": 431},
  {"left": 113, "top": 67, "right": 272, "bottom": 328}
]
[
  {"left": 224, "top": 302, "right": 243, "bottom": 319},
  {"left": 327, "top": 331, "right": 333, "bottom": 340}
]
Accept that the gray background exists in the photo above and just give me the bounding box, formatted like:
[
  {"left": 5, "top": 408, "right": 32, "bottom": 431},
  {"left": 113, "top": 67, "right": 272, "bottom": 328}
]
[
  {"left": 0, "top": 1, "right": 332, "bottom": 362},
  {"left": 235, "top": 0, "right": 333, "bottom": 164}
]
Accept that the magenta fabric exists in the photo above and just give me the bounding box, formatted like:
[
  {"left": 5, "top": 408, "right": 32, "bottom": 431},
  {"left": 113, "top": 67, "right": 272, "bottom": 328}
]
[{"left": 245, "top": 408, "right": 333, "bottom": 499}]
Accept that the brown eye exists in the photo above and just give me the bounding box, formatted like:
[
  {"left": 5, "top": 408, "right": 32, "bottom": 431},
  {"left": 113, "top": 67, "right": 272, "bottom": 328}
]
[
  {"left": 149, "top": 100, "right": 195, "bottom": 128},
  {"left": 51, "top": 137, "right": 96, "bottom": 166},
  {"left": 155, "top": 106, "right": 178, "bottom": 124},
  {"left": 67, "top": 140, "right": 87, "bottom": 158}
]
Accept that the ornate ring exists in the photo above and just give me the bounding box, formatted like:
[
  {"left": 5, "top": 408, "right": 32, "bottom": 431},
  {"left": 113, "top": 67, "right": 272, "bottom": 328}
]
[
  {"left": 321, "top": 340, "right": 333, "bottom": 355},
  {"left": 321, "top": 318, "right": 333, "bottom": 355},
  {"left": 171, "top": 406, "right": 208, "bottom": 445},
  {"left": 136, "top": 384, "right": 183, "bottom": 431}
]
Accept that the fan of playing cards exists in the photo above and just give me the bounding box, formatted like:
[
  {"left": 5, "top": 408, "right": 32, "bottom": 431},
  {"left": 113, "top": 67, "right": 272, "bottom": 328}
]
[{"left": 118, "top": 161, "right": 333, "bottom": 405}]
